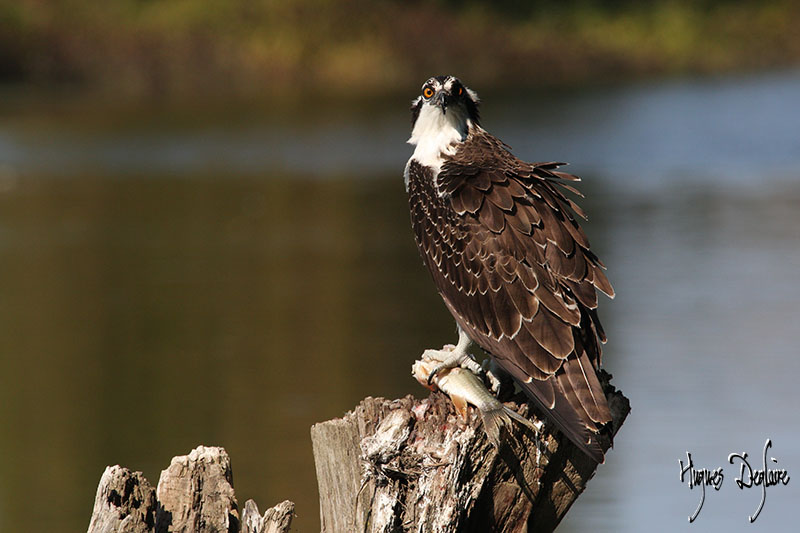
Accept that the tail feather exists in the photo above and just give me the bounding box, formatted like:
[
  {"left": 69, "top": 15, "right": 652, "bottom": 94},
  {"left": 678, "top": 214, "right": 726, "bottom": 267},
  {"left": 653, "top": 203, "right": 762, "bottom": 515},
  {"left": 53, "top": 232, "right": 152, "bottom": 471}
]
[
  {"left": 496, "top": 359, "right": 611, "bottom": 463},
  {"left": 562, "top": 350, "right": 612, "bottom": 425}
]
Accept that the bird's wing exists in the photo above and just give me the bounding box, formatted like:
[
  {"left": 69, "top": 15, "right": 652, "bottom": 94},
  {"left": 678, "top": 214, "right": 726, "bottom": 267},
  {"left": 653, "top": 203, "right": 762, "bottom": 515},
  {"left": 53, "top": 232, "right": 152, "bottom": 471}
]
[{"left": 407, "top": 147, "right": 614, "bottom": 462}]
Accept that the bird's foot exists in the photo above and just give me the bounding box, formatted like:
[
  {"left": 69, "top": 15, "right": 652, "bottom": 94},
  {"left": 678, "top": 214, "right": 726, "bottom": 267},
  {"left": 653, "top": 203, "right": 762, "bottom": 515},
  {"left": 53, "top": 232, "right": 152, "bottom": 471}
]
[
  {"left": 482, "top": 361, "right": 503, "bottom": 395},
  {"left": 422, "top": 344, "right": 483, "bottom": 385},
  {"left": 482, "top": 358, "right": 515, "bottom": 399}
]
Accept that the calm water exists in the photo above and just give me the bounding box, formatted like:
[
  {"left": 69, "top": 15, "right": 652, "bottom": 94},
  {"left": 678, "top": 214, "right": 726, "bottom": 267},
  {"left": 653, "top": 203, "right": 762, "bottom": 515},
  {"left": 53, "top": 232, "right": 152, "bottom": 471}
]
[{"left": 1, "top": 70, "right": 800, "bottom": 532}]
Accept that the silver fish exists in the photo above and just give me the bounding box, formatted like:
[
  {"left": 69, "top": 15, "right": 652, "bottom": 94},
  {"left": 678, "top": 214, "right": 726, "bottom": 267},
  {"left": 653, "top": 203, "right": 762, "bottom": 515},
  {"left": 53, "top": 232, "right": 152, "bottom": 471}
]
[{"left": 412, "top": 358, "right": 542, "bottom": 447}]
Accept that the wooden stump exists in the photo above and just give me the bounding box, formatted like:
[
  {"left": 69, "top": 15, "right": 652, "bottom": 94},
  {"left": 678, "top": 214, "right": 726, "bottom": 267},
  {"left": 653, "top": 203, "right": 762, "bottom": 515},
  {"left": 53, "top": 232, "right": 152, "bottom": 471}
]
[
  {"left": 87, "top": 466, "right": 157, "bottom": 533},
  {"left": 310, "top": 372, "right": 629, "bottom": 533},
  {"left": 87, "top": 446, "right": 294, "bottom": 533}
]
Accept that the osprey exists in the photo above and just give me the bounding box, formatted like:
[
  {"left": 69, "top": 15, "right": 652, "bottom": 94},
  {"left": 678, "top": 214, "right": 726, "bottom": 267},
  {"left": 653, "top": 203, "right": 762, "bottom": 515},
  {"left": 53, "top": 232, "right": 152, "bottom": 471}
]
[{"left": 405, "top": 75, "right": 614, "bottom": 463}]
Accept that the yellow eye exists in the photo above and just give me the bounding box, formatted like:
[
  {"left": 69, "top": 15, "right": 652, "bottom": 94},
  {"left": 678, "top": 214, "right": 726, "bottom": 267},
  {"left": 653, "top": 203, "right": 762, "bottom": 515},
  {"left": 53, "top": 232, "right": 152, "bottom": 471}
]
[{"left": 423, "top": 87, "right": 434, "bottom": 99}]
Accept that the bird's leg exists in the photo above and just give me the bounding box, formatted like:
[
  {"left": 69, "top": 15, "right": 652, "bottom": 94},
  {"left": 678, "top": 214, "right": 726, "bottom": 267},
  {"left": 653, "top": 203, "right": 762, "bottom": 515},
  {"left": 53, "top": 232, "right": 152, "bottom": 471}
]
[{"left": 423, "top": 326, "right": 483, "bottom": 385}]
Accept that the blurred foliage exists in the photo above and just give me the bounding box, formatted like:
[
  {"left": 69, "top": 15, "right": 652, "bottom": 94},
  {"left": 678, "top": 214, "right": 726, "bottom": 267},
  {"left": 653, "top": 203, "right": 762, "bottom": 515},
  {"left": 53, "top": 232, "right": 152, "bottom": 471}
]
[{"left": 1, "top": 0, "right": 799, "bottom": 98}]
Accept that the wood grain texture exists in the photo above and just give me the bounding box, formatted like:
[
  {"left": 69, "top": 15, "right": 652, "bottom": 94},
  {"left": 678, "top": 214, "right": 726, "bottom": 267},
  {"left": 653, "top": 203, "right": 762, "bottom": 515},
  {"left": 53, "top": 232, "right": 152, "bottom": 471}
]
[
  {"left": 87, "top": 466, "right": 157, "bottom": 533},
  {"left": 311, "top": 371, "right": 629, "bottom": 533},
  {"left": 155, "top": 446, "right": 239, "bottom": 533},
  {"left": 86, "top": 446, "right": 294, "bottom": 533}
]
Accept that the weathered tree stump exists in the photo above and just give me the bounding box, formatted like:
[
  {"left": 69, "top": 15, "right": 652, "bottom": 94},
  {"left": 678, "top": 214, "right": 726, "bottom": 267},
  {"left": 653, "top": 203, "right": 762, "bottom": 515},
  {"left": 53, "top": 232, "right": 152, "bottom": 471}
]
[
  {"left": 88, "top": 466, "right": 157, "bottom": 533},
  {"left": 87, "top": 376, "right": 628, "bottom": 533},
  {"left": 310, "top": 372, "right": 628, "bottom": 533},
  {"left": 87, "top": 446, "right": 294, "bottom": 533}
]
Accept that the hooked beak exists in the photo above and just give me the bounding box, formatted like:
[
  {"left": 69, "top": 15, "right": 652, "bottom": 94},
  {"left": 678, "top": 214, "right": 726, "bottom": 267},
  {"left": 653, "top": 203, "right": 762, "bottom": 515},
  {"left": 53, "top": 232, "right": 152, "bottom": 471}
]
[{"left": 432, "top": 91, "right": 449, "bottom": 114}]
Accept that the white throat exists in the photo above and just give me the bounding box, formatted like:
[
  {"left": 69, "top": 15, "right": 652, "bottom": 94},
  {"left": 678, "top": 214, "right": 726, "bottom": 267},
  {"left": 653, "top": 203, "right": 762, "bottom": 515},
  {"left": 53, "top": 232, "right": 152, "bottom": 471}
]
[{"left": 407, "top": 103, "right": 472, "bottom": 176}]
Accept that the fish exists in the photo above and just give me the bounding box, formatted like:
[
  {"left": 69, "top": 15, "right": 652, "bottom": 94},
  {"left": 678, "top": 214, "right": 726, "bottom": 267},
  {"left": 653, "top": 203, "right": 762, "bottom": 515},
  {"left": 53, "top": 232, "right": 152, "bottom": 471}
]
[{"left": 412, "top": 358, "right": 542, "bottom": 448}]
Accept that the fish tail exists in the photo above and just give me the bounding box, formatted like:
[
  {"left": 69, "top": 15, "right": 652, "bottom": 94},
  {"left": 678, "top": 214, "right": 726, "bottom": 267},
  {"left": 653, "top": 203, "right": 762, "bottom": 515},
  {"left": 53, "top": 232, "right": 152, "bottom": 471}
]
[{"left": 480, "top": 404, "right": 540, "bottom": 448}]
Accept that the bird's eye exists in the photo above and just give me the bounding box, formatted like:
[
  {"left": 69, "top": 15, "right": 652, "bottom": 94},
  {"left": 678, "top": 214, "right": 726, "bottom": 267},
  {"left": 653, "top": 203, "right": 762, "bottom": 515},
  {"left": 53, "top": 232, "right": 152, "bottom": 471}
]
[
  {"left": 423, "top": 86, "right": 434, "bottom": 99},
  {"left": 457, "top": 86, "right": 463, "bottom": 96}
]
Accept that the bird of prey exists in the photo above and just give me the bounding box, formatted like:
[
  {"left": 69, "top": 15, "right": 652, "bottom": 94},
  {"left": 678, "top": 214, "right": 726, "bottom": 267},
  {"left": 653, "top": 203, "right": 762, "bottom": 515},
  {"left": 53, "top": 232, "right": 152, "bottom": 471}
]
[{"left": 404, "top": 75, "right": 614, "bottom": 463}]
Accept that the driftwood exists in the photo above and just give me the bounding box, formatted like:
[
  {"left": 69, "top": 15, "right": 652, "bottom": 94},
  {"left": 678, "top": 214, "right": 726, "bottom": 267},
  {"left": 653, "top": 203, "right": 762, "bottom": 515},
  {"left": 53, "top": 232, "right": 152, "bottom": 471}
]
[{"left": 87, "top": 375, "right": 628, "bottom": 533}]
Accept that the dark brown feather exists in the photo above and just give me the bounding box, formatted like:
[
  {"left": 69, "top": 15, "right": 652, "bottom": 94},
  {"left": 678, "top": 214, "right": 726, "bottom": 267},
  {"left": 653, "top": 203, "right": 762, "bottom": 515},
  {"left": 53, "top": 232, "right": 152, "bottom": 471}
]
[
  {"left": 478, "top": 198, "right": 506, "bottom": 233},
  {"left": 460, "top": 185, "right": 483, "bottom": 213},
  {"left": 561, "top": 216, "right": 591, "bottom": 249},
  {"left": 538, "top": 202, "right": 575, "bottom": 254},
  {"left": 471, "top": 171, "right": 492, "bottom": 191},
  {"left": 551, "top": 169, "right": 580, "bottom": 181},
  {"left": 591, "top": 263, "right": 615, "bottom": 298},
  {"left": 562, "top": 348, "right": 612, "bottom": 424},
  {"left": 450, "top": 193, "right": 466, "bottom": 215},
  {"left": 506, "top": 204, "right": 533, "bottom": 234},
  {"left": 527, "top": 307, "right": 574, "bottom": 359},
  {"left": 516, "top": 264, "right": 540, "bottom": 292},
  {"left": 491, "top": 286, "right": 522, "bottom": 339},
  {"left": 505, "top": 278, "right": 538, "bottom": 320},
  {"left": 557, "top": 181, "right": 585, "bottom": 198},
  {"left": 589, "top": 307, "right": 607, "bottom": 344},
  {"left": 566, "top": 250, "right": 588, "bottom": 282},
  {"left": 487, "top": 183, "right": 515, "bottom": 210},
  {"left": 567, "top": 278, "right": 599, "bottom": 309},
  {"left": 505, "top": 177, "right": 527, "bottom": 198}
]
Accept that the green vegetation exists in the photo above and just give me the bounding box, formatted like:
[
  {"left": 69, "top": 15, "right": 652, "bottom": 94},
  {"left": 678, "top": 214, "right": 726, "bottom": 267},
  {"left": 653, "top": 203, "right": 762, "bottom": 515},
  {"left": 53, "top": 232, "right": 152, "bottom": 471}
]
[{"left": 1, "top": 0, "right": 799, "bottom": 98}]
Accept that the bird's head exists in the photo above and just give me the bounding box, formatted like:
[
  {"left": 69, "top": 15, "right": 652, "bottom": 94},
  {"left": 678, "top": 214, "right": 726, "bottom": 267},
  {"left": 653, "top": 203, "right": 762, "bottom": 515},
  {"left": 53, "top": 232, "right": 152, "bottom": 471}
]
[{"left": 410, "top": 75, "right": 480, "bottom": 135}]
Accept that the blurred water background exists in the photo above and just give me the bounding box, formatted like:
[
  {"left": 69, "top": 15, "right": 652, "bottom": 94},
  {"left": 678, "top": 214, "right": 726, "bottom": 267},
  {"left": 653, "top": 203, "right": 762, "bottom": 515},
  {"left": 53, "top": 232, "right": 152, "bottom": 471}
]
[{"left": 2, "top": 2, "right": 800, "bottom": 532}]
